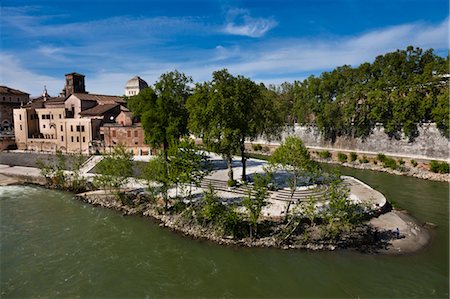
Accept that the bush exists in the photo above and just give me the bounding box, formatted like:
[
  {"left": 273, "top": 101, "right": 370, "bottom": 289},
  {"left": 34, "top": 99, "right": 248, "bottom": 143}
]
[
  {"left": 319, "top": 150, "right": 332, "bottom": 159},
  {"left": 252, "top": 143, "right": 263, "bottom": 151},
  {"left": 410, "top": 159, "right": 418, "bottom": 167},
  {"left": 383, "top": 157, "right": 397, "bottom": 170},
  {"left": 359, "top": 155, "right": 369, "bottom": 163},
  {"left": 398, "top": 159, "right": 405, "bottom": 165},
  {"left": 429, "top": 160, "right": 450, "bottom": 174},
  {"left": 377, "top": 153, "right": 386, "bottom": 162},
  {"left": 349, "top": 152, "right": 357, "bottom": 162},
  {"left": 337, "top": 152, "right": 348, "bottom": 163},
  {"left": 227, "top": 179, "right": 237, "bottom": 187}
]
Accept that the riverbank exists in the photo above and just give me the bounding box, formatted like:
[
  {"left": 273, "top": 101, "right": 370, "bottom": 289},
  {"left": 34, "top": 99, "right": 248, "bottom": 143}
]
[
  {"left": 0, "top": 161, "right": 432, "bottom": 255},
  {"left": 317, "top": 158, "right": 449, "bottom": 182},
  {"left": 72, "top": 189, "right": 431, "bottom": 254}
]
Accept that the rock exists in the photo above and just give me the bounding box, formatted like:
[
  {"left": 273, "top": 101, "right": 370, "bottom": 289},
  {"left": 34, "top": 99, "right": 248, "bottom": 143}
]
[{"left": 423, "top": 222, "right": 438, "bottom": 229}]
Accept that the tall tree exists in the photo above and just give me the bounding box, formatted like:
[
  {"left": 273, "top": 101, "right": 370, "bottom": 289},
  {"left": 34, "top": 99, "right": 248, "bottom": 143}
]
[
  {"left": 128, "top": 70, "right": 192, "bottom": 161},
  {"left": 187, "top": 69, "right": 283, "bottom": 182}
]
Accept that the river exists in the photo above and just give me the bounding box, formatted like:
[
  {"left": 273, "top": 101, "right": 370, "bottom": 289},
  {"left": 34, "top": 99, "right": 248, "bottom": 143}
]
[{"left": 1, "top": 167, "right": 448, "bottom": 298}]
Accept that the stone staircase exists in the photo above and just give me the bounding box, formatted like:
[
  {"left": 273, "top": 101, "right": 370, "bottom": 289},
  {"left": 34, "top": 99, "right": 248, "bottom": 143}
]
[{"left": 200, "top": 178, "right": 328, "bottom": 203}]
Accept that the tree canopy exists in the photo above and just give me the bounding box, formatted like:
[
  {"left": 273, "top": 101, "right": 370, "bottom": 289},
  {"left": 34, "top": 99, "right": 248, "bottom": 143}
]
[
  {"left": 128, "top": 70, "right": 192, "bottom": 158},
  {"left": 186, "top": 69, "right": 284, "bottom": 182},
  {"left": 286, "top": 46, "right": 449, "bottom": 140}
]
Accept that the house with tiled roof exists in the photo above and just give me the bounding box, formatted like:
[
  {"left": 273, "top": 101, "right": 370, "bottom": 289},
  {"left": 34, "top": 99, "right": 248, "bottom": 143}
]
[{"left": 13, "top": 73, "right": 149, "bottom": 154}]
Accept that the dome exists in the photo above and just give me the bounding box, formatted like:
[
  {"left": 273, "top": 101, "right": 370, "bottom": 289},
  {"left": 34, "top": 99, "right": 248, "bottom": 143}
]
[
  {"left": 125, "top": 76, "right": 148, "bottom": 96},
  {"left": 125, "top": 76, "right": 148, "bottom": 89}
]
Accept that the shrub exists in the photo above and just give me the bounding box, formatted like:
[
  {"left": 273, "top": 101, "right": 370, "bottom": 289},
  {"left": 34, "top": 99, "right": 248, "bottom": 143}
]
[
  {"left": 359, "top": 155, "right": 369, "bottom": 163},
  {"left": 429, "top": 160, "right": 450, "bottom": 174},
  {"left": 319, "top": 150, "right": 332, "bottom": 159},
  {"left": 398, "top": 159, "right": 405, "bottom": 165},
  {"left": 337, "top": 152, "right": 348, "bottom": 163},
  {"left": 383, "top": 157, "right": 397, "bottom": 170},
  {"left": 227, "top": 179, "right": 237, "bottom": 187},
  {"left": 377, "top": 153, "right": 386, "bottom": 162},
  {"left": 252, "top": 143, "right": 263, "bottom": 151},
  {"left": 410, "top": 159, "right": 418, "bottom": 167},
  {"left": 349, "top": 152, "right": 357, "bottom": 162}
]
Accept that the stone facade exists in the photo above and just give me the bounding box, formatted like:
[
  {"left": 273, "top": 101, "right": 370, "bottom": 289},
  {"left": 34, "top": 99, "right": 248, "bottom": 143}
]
[
  {"left": 0, "top": 86, "right": 29, "bottom": 131},
  {"left": 253, "top": 123, "right": 449, "bottom": 161}
]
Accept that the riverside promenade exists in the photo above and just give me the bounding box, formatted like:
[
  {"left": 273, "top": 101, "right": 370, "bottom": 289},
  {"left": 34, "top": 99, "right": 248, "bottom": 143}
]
[{"left": 0, "top": 151, "right": 430, "bottom": 254}]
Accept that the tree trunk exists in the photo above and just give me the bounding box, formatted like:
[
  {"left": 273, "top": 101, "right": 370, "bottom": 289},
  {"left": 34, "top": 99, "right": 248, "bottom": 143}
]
[
  {"left": 285, "top": 175, "right": 297, "bottom": 221},
  {"left": 240, "top": 139, "right": 247, "bottom": 182},
  {"left": 227, "top": 155, "right": 234, "bottom": 182}
]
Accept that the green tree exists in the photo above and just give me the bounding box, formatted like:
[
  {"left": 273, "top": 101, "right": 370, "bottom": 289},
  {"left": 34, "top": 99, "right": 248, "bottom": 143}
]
[
  {"left": 128, "top": 70, "right": 192, "bottom": 161},
  {"left": 93, "top": 144, "right": 133, "bottom": 200},
  {"left": 242, "top": 173, "right": 270, "bottom": 239},
  {"left": 269, "top": 136, "right": 317, "bottom": 219},
  {"left": 187, "top": 69, "right": 283, "bottom": 183},
  {"left": 169, "top": 138, "right": 211, "bottom": 200},
  {"left": 141, "top": 155, "right": 172, "bottom": 210}
]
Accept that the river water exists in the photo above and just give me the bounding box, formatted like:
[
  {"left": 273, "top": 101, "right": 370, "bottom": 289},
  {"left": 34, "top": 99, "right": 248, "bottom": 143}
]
[{"left": 1, "top": 167, "right": 448, "bottom": 298}]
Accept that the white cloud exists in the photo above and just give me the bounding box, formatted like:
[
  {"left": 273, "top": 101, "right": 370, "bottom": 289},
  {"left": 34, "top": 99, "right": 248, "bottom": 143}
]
[
  {"left": 222, "top": 8, "right": 277, "bottom": 37},
  {"left": 0, "top": 53, "right": 62, "bottom": 97}
]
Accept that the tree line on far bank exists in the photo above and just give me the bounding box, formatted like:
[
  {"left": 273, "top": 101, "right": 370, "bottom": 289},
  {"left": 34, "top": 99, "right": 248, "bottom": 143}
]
[{"left": 126, "top": 45, "right": 448, "bottom": 184}]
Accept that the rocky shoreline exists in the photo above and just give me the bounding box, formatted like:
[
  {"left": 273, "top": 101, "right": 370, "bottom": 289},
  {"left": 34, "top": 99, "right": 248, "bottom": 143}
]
[
  {"left": 0, "top": 169, "right": 433, "bottom": 255},
  {"left": 73, "top": 188, "right": 432, "bottom": 255}
]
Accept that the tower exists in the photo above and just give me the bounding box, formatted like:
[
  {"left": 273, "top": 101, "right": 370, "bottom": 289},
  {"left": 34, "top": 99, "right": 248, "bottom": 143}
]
[{"left": 63, "top": 73, "right": 86, "bottom": 97}]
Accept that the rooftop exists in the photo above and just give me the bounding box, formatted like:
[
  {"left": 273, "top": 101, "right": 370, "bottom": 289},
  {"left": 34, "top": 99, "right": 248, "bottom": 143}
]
[{"left": 0, "top": 86, "right": 30, "bottom": 96}]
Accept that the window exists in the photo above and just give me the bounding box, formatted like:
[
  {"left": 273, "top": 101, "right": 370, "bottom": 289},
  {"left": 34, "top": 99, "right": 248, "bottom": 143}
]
[
  {"left": 127, "top": 131, "right": 131, "bottom": 138},
  {"left": 59, "top": 114, "right": 62, "bottom": 119},
  {"left": 71, "top": 125, "right": 73, "bottom": 132},
  {"left": 76, "top": 137, "right": 79, "bottom": 142},
  {"left": 82, "top": 137, "right": 85, "bottom": 143},
  {"left": 60, "top": 125, "right": 63, "bottom": 131},
  {"left": 20, "top": 125, "right": 22, "bottom": 130},
  {"left": 112, "top": 130, "right": 116, "bottom": 137},
  {"left": 134, "top": 130, "right": 138, "bottom": 137},
  {"left": 43, "top": 124, "right": 46, "bottom": 129},
  {"left": 51, "top": 114, "right": 54, "bottom": 119},
  {"left": 41, "top": 115, "right": 45, "bottom": 120},
  {"left": 76, "top": 125, "right": 85, "bottom": 132},
  {"left": 19, "top": 115, "right": 22, "bottom": 121},
  {"left": 71, "top": 136, "right": 74, "bottom": 142},
  {"left": 61, "top": 136, "right": 64, "bottom": 141}
]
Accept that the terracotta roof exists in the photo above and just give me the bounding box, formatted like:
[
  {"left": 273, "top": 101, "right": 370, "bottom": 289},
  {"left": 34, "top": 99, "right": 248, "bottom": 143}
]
[
  {"left": 0, "top": 86, "right": 29, "bottom": 95},
  {"left": 79, "top": 103, "right": 119, "bottom": 116},
  {"left": 72, "top": 93, "right": 126, "bottom": 104},
  {"left": 23, "top": 96, "right": 65, "bottom": 108}
]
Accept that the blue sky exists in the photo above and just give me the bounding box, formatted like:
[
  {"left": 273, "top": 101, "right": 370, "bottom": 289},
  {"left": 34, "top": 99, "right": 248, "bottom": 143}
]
[{"left": 1, "top": 0, "right": 448, "bottom": 97}]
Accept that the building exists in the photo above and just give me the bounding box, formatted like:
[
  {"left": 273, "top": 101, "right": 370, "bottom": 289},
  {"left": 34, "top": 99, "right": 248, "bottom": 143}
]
[
  {"left": 125, "top": 76, "right": 148, "bottom": 97},
  {"left": 13, "top": 73, "right": 151, "bottom": 155},
  {"left": 0, "top": 86, "right": 30, "bottom": 131}
]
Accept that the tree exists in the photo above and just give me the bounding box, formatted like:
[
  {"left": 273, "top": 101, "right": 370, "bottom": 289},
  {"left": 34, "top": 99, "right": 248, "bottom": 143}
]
[
  {"left": 242, "top": 173, "right": 270, "bottom": 238},
  {"left": 169, "top": 138, "right": 211, "bottom": 200},
  {"left": 141, "top": 154, "right": 172, "bottom": 210},
  {"left": 187, "top": 69, "right": 283, "bottom": 183},
  {"left": 93, "top": 144, "right": 133, "bottom": 200},
  {"left": 128, "top": 70, "right": 192, "bottom": 161},
  {"left": 270, "top": 136, "right": 318, "bottom": 219}
]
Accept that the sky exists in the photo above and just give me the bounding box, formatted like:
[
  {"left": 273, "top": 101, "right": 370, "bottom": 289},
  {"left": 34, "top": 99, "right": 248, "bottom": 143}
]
[{"left": 1, "top": 0, "right": 449, "bottom": 97}]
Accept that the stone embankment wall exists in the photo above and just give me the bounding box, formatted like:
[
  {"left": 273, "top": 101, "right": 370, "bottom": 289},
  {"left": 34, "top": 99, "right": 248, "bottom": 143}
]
[{"left": 253, "top": 123, "right": 449, "bottom": 161}]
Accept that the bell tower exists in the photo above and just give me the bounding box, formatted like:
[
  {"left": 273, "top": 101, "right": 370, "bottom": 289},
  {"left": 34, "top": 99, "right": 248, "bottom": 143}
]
[{"left": 63, "top": 72, "right": 86, "bottom": 96}]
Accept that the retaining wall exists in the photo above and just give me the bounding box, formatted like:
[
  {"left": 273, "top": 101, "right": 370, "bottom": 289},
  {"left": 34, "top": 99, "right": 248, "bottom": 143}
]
[{"left": 253, "top": 123, "right": 449, "bottom": 161}]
